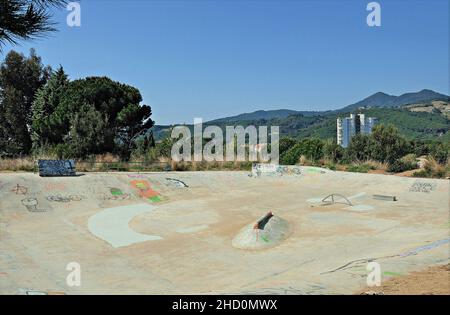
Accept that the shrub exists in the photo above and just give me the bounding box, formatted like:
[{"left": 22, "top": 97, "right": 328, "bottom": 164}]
[
  {"left": 346, "top": 134, "right": 373, "bottom": 162},
  {"left": 370, "top": 124, "right": 410, "bottom": 164},
  {"left": 429, "top": 142, "right": 449, "bottom": 164},
  {"left": 281, "top": 144, "right": 303, "bottom": 165},
  {"left": 280, "top": 138, "right": 324, "bottom": 165},
  {"left": 279, "top": 137, "right": 298, "bottom": 156},
  {"left": 322, "top": 139, "right": 343, "bottom": 162},
  {"left": 413, "top": 156, "right": 447, "bottom": 178},
  {"left": 387, "top": 154, "right": 418, "bottom": 173},
  {"left": 346, "top": 163, "right": 375, "bottom": 173}
]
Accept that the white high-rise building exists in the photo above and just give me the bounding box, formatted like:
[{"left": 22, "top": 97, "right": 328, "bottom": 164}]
[{"left": 337, "top": 114, "right": 378, "bottom": 148}]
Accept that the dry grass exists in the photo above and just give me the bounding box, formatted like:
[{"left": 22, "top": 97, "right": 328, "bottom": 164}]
[
  {"left": 413, "top": 156, "right": 449, "bottom": 179},
  {"left": 1, "top": 154, "right": 447, "bottom": 178},
  {"left": 170, "top": 160, "right": 252, "bottom": 171},
  {"left": 0, "top": 157, "right": 37, "bottom": 172},
  {"left": 363, "top": 159, "right": 389, "bottom": 171},
  {"left": 0, "top": 155, "right": 253, "bottom": 173},
  {"left": 299, "top": 155, "right": 313, "bottom": 166},
  {"left": 341, "top": 160, "right": 388, "bottom": 174},
  {"left": 93, "top": 153, "right": 120, "bottom": 163}
]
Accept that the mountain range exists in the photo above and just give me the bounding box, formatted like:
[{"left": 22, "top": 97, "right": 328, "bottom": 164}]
[
  {"left": 206, "top": 89, "right": 449, "bottom": 122},
  {"left": 153, "top": 89, "right": 450, "bottom": 142},
  {"left": 338, "top": 89, "right": 449, "bottom": 112}
]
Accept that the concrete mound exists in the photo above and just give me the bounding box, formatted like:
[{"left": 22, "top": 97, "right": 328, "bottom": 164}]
[{"left": 232, "top": 212, "right": 290, "bottom": 250}]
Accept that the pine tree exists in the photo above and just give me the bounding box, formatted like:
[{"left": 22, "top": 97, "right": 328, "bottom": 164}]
[
  {"left": 0, "top": 0, "right": 67, "bottom": 49},
  {"left": 31, "top": 65, "right": 69, "bottom": 149},
  {"left": 0, "top": 49, "right": 50, "bottom": 156}
]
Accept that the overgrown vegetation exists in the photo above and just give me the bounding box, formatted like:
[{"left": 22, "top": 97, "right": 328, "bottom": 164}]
[
  {"left": 0, "top": 50, "right": 154, "bottom": 161},
  {"left": 275, "top": 124, "right": 449, "bottom": 178},
  {"left": 0, "top": 49, "right": 448, "bottom": 179}
]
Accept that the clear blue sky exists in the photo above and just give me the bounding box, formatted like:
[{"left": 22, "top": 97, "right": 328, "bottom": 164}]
[{"left": 2, "top": 0, "right": 449, "bottom": 124}]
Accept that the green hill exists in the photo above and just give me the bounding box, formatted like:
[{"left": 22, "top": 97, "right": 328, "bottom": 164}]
[
  {"left": 153, "top": 89, "right": 450, "bottom": 143},
  {"left": 154, "top": 108, "right": 449, "bottom": 143},
  {"left": 294, "top": 108, "right": 449, "bottom": 141}
]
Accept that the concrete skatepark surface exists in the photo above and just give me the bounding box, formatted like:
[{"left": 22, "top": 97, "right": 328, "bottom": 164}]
[{"left": 0, "top": 168, "right": 448, "bottom": 294}]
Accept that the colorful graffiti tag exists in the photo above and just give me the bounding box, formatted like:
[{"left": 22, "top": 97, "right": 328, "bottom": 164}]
[
  {"left": 127, "top": 174, "right": 146, "bottom": 179},
  {"left": 130, "top": 180, "right": 162, "bottom": 202},
  {"left": 105, "top": 188, "right": 131, "bottom": 200},
  {"left": 251, "top": 163, "right": 302, "bottom": 177}
]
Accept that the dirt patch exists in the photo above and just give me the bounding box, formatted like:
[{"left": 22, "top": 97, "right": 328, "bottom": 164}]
[
  {"left": 394, "top": 169, "right": 421, "bottom": 177},
  {"left": 367, "top": 169, "right": 388, "bottom": 175},
  {"left": 358, "top": 264, "right": 450, "bottom": 295}
]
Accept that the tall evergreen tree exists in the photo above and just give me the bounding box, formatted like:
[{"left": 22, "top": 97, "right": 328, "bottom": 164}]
[
  {"left": 31, "top": 65, "right": 69, "bottom": 149},
  {"left": 0, "top": 49, "right": 51, "bottom": 156},
  {"left": 30, "top": 76, "right": 154, "bottom": 159}
]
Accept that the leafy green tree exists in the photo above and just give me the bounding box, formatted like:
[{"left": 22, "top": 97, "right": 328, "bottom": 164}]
[
  {"left": 428, "top": 142, "right": 449, "bottom": 164},
  {"left": 68, "top": 104, "right": 109, "bottom": 157},
  {"left": 370, "top": 124, "right": 410, "bottom": 164},
  {"left": 280, "top": 143, "right": 303, "bottom": 165},
  {"left": 410, "top": 139, "right": 430, "bottom": 157},
  {"left": 31, "top": 65, "right": 69, "bottom": 149},
  {"left": 281, "top": 138, "right": 324, "bottom": 165},
  {"left": 279, "top": 137, "right": 298, "bottom": 156},
  {"left": 156, "top": 132, "right": 176, "bottom": 159},
  {"left": 30, "top": 76, "right": 154, "bottom": 159},
  {"left": 132, "top": 132, "right": 156, "bottom": 158},
  {"left": 387, "top": 153, "right": 418, "bottom": 173},
  {"left": 0, "top": 0, "right": 67, "bottom": 49},
  {"left": 0, "top": 49, "right": 50, "bottom": 156},
  {"left": 346, "top": 134, "right": 374, "bottom": 162},
  {"left": 298, "top": 138, "right": 324, "bottom": 161},
  {"left": 115, "top": 103, "right": 154, "bottom": 159},
  {"left": 322, "top": 138, "right": 343, "bottom": 162}
]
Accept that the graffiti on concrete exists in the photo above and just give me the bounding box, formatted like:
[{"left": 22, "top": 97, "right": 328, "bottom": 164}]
[
  {"left": 323, "top": 237, "right": 450, "bottom": 275},
  {"left": 38, "top": 159, "right": 76, "bottom": 177},
  {"left": 303, "top": 167, "right": 327, "bottom": 174},
  {"left": 130, "top": 180, "right": 162, "bottom": 202},
  {"left": 127, "top": 174, "right": 146, "bottom": 179},
  {"left": 21, "top": 198, "right": 47, "bottom": 212},
  {"left": 44, "top": 182, "right": 67, "bottom": 191},
  {"left": 409, "top": 181, "right": 437, "bottom": 193},
  {"left": 103, "top": 188, "right": 131, "bottom": 201},
  {"left": 251, "top": 163, "right": 302, "bottom": 177},
  {"left": 166, "top": 178, "right": 189, "bottom": 188},
  {"left": 11, "top": 184, "right": 28, "bottom": 195},
  {"left": 400, "top": 237, "right": 450, "bottom": 257},
  {"left": 46, "top": 194, "right": 83, "bottom": 203}
]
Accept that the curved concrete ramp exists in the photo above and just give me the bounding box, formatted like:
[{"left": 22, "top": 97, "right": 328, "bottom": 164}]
[
  {"left": 232, "top": 214, "right": 290, "bottom": 250},
  {"left": 88, "top": 204, "right": 162, "bottom": 248}
]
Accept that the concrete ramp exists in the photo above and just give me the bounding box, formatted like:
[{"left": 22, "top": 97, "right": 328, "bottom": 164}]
[{"left": 232, "top": 212, "right": 290, "bottom": 250}]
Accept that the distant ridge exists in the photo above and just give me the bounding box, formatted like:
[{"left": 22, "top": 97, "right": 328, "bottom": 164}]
[
  {"left": 208, "top": 109, "right": 323, "bottom": 123},
  {"left": 207, "top": 89, "right": 449, "bottom": 122},
  {"left": 152, "top": 89, "right": 450, "bottom": 142},
  {"left": 338, "top": 89, "right": 450, "bottom": 112}
]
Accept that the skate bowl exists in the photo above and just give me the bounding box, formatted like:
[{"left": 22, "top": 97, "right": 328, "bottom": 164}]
[
  {"left": 0, "top": 169, "right": 448, "bottom": 294},
  {"left": 232, "top": 212, "right": 290, "bottom": 250}
]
